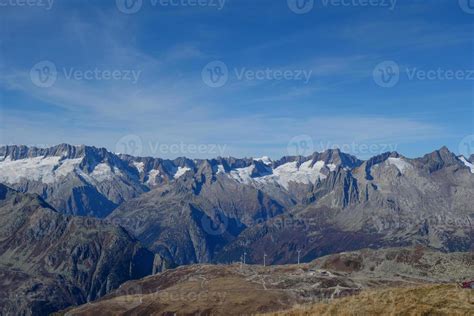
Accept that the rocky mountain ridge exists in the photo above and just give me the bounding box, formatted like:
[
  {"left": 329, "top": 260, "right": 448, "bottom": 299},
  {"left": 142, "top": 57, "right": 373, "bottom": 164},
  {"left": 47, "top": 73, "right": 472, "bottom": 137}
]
[
  {"left": 2, "top": 144, "right": 472, "bottom": 219},
  {"left": 0, "top": 145, "right": 365, "bottom": 217},
  {"left": 1, "top": 144, "right": 473, "bottom": 267},
  {"left": 218, "top": 147, "right": 474, "bottom": 264}
]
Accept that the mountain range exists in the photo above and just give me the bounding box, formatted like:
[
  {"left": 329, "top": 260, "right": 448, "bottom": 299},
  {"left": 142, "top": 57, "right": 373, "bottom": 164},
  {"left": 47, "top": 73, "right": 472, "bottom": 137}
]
[{"left": 0, "top": 144, "right": 473, "bottom": 314}]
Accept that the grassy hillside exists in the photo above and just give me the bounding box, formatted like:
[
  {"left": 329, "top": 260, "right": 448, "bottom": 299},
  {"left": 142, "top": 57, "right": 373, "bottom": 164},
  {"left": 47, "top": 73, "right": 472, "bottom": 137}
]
[{"left": 266, "top": 284, "right": 473, "bottom": 316}]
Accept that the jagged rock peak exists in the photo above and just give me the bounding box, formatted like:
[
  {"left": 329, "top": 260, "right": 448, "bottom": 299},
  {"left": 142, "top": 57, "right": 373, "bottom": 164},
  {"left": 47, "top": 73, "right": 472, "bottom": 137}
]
[
  {"left": 416, "top": 146, "right": 460, "bottom": 173},
  {"left": 0, "top": 144, "right": 113, "bottom": 160},
  {"left": 362, "top": 151, "right": 400, "bottom": 180}
]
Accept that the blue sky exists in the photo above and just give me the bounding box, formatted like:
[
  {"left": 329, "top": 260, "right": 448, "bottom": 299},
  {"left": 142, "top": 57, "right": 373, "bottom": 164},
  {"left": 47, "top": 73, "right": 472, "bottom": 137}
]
[{"left": 0, "top": 0, "right": 473, "bottom": 159}]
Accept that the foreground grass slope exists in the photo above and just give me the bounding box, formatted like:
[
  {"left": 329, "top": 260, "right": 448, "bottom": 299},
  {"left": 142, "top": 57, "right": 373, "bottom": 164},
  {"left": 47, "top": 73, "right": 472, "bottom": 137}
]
[
  {"left": 266, "top": 284, "right": 473, "bottom": 316},
  {"left": 58, "top": 248, "right": 473, "bottom": 315}
]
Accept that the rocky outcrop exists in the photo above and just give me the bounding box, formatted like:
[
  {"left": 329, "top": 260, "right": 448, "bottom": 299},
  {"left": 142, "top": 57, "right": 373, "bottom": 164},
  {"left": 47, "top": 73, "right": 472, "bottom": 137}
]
[
  {"left": 413, "top": 146, "right": 463, "bottom": 174},
  {"left": 107, "top": 168, "right": 285, "bottom": 265}
]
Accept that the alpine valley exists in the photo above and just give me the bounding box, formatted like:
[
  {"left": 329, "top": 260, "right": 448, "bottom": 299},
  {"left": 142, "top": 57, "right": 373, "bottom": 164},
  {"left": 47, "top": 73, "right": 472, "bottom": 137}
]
[{"left": 0, "top": 144, "right": 473, "bottom": 315}]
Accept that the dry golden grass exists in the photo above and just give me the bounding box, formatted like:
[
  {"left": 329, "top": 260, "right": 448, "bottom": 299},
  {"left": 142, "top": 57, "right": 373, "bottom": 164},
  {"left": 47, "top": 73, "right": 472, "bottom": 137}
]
[
  {"left": 59, "top": 274, "right": 298, "bottom": 315},
  {"left": 265, "top": 284, "right": 474, "bottom": 316}
]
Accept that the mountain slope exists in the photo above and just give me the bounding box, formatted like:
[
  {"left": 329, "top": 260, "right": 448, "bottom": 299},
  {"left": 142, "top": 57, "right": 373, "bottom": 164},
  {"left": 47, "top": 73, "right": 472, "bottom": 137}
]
[
  {"left": 106, "top": 149, "right": 367, "bottom": 265},
  {"left": 107, "top": 165, "right": 286, "bottom": 265},
  {"left": 0, "top": 184, "right": 157, "bottom": 315}
]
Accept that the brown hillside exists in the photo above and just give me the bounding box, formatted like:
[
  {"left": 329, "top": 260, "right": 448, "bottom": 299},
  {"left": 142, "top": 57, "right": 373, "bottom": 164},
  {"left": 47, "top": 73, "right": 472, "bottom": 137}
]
[{"left": 265, "top": 284, "right": 474, "bottom": 316}]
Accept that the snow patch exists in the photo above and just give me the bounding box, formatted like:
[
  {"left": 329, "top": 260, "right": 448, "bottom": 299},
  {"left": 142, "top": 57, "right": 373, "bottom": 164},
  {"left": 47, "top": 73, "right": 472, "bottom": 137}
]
[
  {"left": 387, "top": 157, "right": 412, "bottom": 173},
  {"left": 90, "top": 163, "right": 115, "bottom": 181},
  {"left": 327, "top": 163, "right": 337, "bottom": 172},
  {"left": 459, "top": 156, "right": 474, "bottom": 174},
  {"left": 0, "top": 155, "right": 131, "bottom": 186},
  {"left": 174, "top": 166, "right": 191, "bottom": 179},
  {"left": 216, "top": 164, "right": 226, "bottom": 174},
  {"left": 0, "top": 156, "right": 83, "bottom": 184},
  {"left": 55, "top": 158, "right": 83, "bottom": 178},
  {"left": 271, "top": 160, "right": 326, "bottom": 189},
  {"left": 255, "top": 156, "right": 272, "bottom": 166},
  {"left": 133, "top": 162, "right": 145, "bottom": 173},
  {"left": 146, "top": 169, "right": 161, "bottom": 185},
  {"left": 229, "top": 165, "right": 254, "bottom": 184},
  {"left": 230, "top": 160, "right": 330, "bottom": 189}
]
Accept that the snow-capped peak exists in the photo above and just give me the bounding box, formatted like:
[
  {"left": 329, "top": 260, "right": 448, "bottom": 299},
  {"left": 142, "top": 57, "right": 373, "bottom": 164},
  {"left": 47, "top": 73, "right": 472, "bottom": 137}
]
[
  {"left": 0, "top": 156, "right": 84, "bottom": 184},
  {"left": 229, "top": 159, "right": 335, "bottom": 189},
  {"left": 254, "top": 156, "right": 272, "bottom": 166}
]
